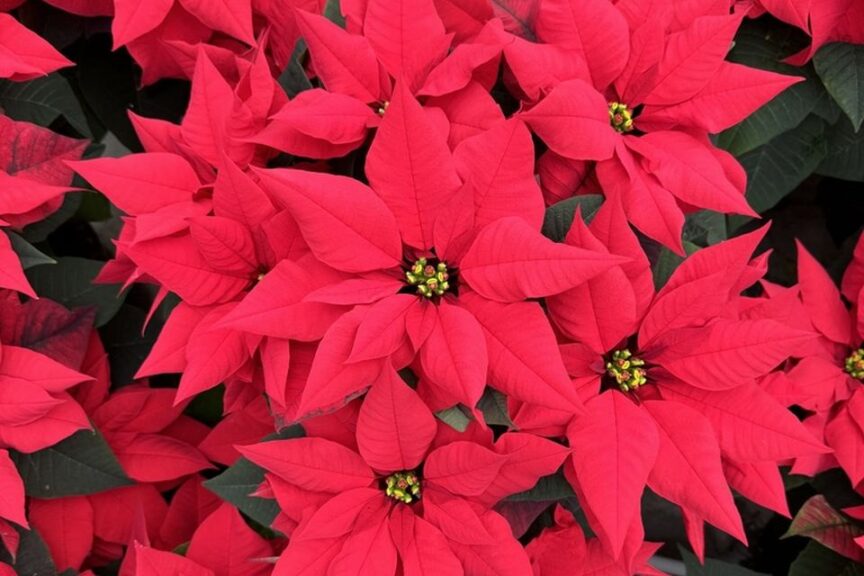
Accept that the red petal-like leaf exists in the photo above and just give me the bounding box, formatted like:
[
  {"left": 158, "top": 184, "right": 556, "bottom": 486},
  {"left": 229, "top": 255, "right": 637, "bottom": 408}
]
[
  {"left": 425, "top": 441, "right": 506, "bottom": 497},
  {"left": 0, "top": 450, "right": 26, "bottom": 527},
  {"left": 29, "top": 497, "right": 93, "bottom": 571},
  {"left": 186, "top": 503, "right": 272, "bottom": 576}
]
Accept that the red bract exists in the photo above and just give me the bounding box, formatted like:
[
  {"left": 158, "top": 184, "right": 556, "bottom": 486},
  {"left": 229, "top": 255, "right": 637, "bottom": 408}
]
[
  {"left": 512, "top": 204, "right": 827, "bottom": 564},
  {"left": 0, "top": 11, "right": 71, "bottom": 81},
  {"left": 240, "top": 369, "right": 568, "bottom": 576},
  {"left": 0, "top": 292, "right": 92, "bottom": 529},
  {"left": 222, "top": 108, "right": 621, "bottom": 421},
  {"left": 0, "top": 116, "right": 86, "bottom": 296}
]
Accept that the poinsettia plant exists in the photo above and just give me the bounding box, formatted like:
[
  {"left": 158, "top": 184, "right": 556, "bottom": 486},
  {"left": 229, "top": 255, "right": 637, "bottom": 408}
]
[{"left": 0, "top": 0, "right": 862, "bottom": 575}]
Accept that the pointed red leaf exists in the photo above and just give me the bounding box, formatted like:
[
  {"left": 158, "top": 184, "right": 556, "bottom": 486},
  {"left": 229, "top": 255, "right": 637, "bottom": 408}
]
[
  {"left": 190, "top": 216, "right": 257, "bottom": 275},
  {"left": 111, "top": 0, "right": 173, "bottom": 48},
  {"left": 0, "top": 234, "right": 35, "bottom": 297},
  {"left": 660, "top": 380, "right": 828, "bottom": 462},
  {"left": 723, "top": 458, "right": 790, "bottom": 517},
  {"left": 0, "top": 450, "right": 26, "bottom": 528},
  {"left": 521, "top": 79, "right": 617, "bottom": 161},
  {"left": 460, "top": 292, "right": 583, "bottom": 411},
  {"left": 357, "top": 367, "right": 436, "bottom": 472},
  {"left": 366, "top": 81, "right": 461, "bottom": 250},
  {"left": 186, "top": 503, "right": 272, "bottom": 576},
  {"left": 114, "top": 433, "right": 212, "bottom": 482},
  {"left": 654, "top": 319, "right": 817, "bottom": 389},
  {"left": 0, "top": 378, "right": 63, "bottom": 427},
  {"left": 479, "top": 433, "right": 570, "bottom": 505},
  {"left": 785, "top": 495, "right": 864, "bottom": 562},
  {"left": 295, "top": 9, "right": 389, "bottom": 104},
  {"left": 328, "top": 514, "right": 397, "bottom": 576},
  {"left": 177, "top": 0, "right": 255, "bottom": 44},
  {"left": 255, "top": 168, "right": 402, "bottom": 273},
  {"left": 181, "top": 50, "right": 238, "bottom": 165},
  {"left": 0, "top": 14, "right": 72, "bottom": 80},
  {"left": 0, "top": 172, "right": 72, "bottom": 217},
  {"left": 349, "top": 295, "right": 415, "bottom": 363},
  {"left": 454, "top": 118, "right": 545, "bottom": 231},
  {"left": 797, "top": 240, "right": 852, "bottom": 345},
  {"left": 643, "top": 400, "right": 745, "bottom": 542},
  {"left": 239, "top": 437, "right": 375, "bottom": 493},
  {"left": 68, "top": 153, "right": 198, "bottom": 215},
  {"left": 135, "top": 544, "right": 214, "bottom": 576},
  {"left": 419, "top": 300, "right": 487, "bottom": 411},
  {"left": 567, "top": 391, "right": 658, "bottom": 558},
  {"left": 0, "top": 345, "right": 90, "bottom": 392},
  {"left": 29, "top": 497, "right": 93, "bottom": 571},
  {"left": 389, "top": 507, "right": 463, "bottom": 576},
  {"left": 460, "top": 217, "right": 621, "bottom": 302},
  {"left": 535, "top": 0, "right": 630, "bottom": 89},
  {"left": 212, "top": 158, "right": 275, "bottom": 229},
  {"left": 425, "top": 441, "right": 506, "bottom": 497}
]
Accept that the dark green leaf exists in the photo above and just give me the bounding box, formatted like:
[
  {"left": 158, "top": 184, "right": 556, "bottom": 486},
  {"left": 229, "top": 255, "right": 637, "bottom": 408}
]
[
  {"left": 22, "top": 192, "right": 82, "bottom": 243},
  {"left": 478, "top": 388, "right": 515, "bottom": 428},
  {"left": 720, "top": 21, "right": 824, "bottom": 156},
  {"left": 26, "top": 257, "right": 126, "bottom": 327},
  {"left": 683, "top": 211, "right": 728, "bottom": 246},
  {"left": 652, "top": 241, "right": 700, "bottom": 289},
  {"left": 507, "top": 473, "right": 574, "bottom": 502},
  {"left": 680, "top": 547, "right": 769, "bottom": 575},
  {"left": 790, "top": 542, "right": 854, "bottom": 576},
  {"left": 204, "top": 426, "right": 304, "bottom": 529},
  {"left": 7, "top": 231, "right": 55, "bottom": 269},
  {"left": 541, "top": 194, "right": 603, "bottom": 242},
  {"left": 324, "top": 0, "right": 345, "bottom": 27},
  {"left": 435, "top": 405, "right": 471, "bottom": 432},
  {"left": 279, "top": 40, "right": 312, "bottom": 98},
  {"left": 0, "top": 74, "right": 91, "bottom": 137},
  {"left": 738, "top": 115, "right": 828, "bottom": 212},
  {"left": 11, "top": 429, "right": 132, "bottom": 498},
  {"left": 817, "top": 116, "right": 864, "bottom": 181},
  {"left": 0, "top": 525, "right": 56, "bottom": 576},
  {"left": 814, "top": 43, "right": 864, "bottom": 132},
  {"left": 99, "top": 304, "right": 159, "bottom": 386}
]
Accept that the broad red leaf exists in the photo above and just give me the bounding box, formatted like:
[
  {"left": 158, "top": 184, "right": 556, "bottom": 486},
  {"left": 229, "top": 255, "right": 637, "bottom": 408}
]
[
  {"left": 186, "top": 503, "right": 272, "bottom": 576},
  {"left": 327, "top": 514, "right": 397, "bottom": 576},
  {"left": 364, "top": 0, "right": 451, "bottom": 92},
  {"left": 294, "top": 9, "right": 389, "bottom": 104},
  {"left": 255, "top": 168, "right": 402, "bottom": 273},
  {"left": 366, "top": 81, "right": 461, "bottom": 250},
  {"left": 177, "top": 0, "right": 255, "bottom": 44},
  {"left": 0, "top": 345, "right": 91, "bottom": 393},
  {"left": 460, "top": 292, "right": 583, "bottom": 411},
  {"left": 642, "top": 14, "right": 742, "bottom": 106},
  {"left": 389, "top": 507, "right": 463, "bottom": 576},
  {"left": 784, "top": 495, "right": 864, "bottom": 562},
  {"left": 521, "top": 79, "right": 617, "bottom": 161},
  {"left": 0, "top": 234, "right": 35, "bottom": 297},
  {"left": 68, "top": 153, "right": 198, "bottom": 215},
  {"left": 357, "top": 367, "right": 436, "bottom": 471},
  {"left": 212, "top": 157, "right": 275, "bottom": 229},
  {"left": 425, "top": 441, "right": 507, "bottom": 497},
  {"left": 479, "top": 433, "right": 570, "bottom": 505},
  {"left": 723, "top": 458, "right": 790, "bottom": 517},
  {"left": 0, "top": 172, "right": 72, "bottom": 217},
  {"left": 460, "top": 217, "right": 621, "bottom": 302},
  {"left": 28, "top": 497, "right": 93, "bottom": 571},
  {"left": 0, "top": 378, "right": 63, "bottom": 426},
  {"left": 239, "top": 437, "right": 375, "bottom": 493},
  {"left": 135, "top": 543, "right": 214, "bottom": 576},
  {"left": 643, "top": 400, "right": 745, "bottom": 542},
  {"left": 447, "top": 508, "right": 534, "bottom": 576},
  {"left": 112, "top": 0, "right": 173, "bottom": 48},
  {"left": 0, "top": 450, "right": 26, "bottom": 527},
  {"left": 0, "top": 398, "right": 90, "bottom": 454},
  {"left": 825, "top": 393, "right": 864, "bottom": 487},
  {"left": 654, "top": 319, "right": 816, "bottom": 389},
  {"left": 534, "top": 0, "right": 630, "bottom": 89},
  {"left": 349, "top": 296, "right": 415, "bottom": 362},
  {"left": 567, "top": 391, "right": 658, "bottom": 558},
  {"left": 797, "top": 240, "right": 852, "bottom": 345},
  {"left": 0, "top": 14, "right": 72, "bottom": 81},
  {"left": 419, "top": 300, "right": 487, "bottom": 411},
  {"left": 454, "top": 118, "right": 544, "bottom": 230},
  {"left": 114, "top": 433, "right": 212, "bottom": 482},
  {"left": 660, "top": 380, "right": 828, "bottom": 462},
  {"left": 0, "top": 115, "right": 87, "bottom": 185}
]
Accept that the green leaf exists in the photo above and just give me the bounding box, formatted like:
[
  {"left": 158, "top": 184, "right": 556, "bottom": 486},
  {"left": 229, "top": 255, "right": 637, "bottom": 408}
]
[
  {"left": 790, "top": 541, "right": 855, "bottom": 576},
  {"left": 279, "top": 40, "right": 312, "bottom": 98},
  {"left": 0, "top": 525, "right": 57, "bottom": 576},
  {"left": 817, "top": 116, "right": 864, "bottom": 181},
  {"left": 11, "top": 429, "right": 132, "bottom": 498},
  {"left": 680, "top": 547, "right": 769, "bottom": 575},
  {"left": 22, "top": 191, "right": 82, "bottom": 243},
  {"left": 683, "top": 211, "right": 728, "bottom": 246},
  {"left": 0, "top": 73, "right": 91, "bottom": 137},
  {"left": 738, "top": 115, "right": 828, "bottom": 212},
  {"left": 477, "top": 388, "right": 515, "bottom": 428},
  {"left": 541, "top": 194, "right": 603, "bottom": 242},
  {"left": 204, "top": 426, "right": 304, "bottom": 529},
  {"left": 814, "top": 43, "right": 864, "bottom": 132},
  {"left": 507, "top": 472, "right": 575, "bottom": 502},
  {"left": 99, "top": 304, "right": 159, "bottom": 387},
  {"left": 719, "top": 20, "right": 824, "bottom": 156},
  {"left": 26, "top": 257, "right": 126, "bottom": 327},
  {"left": 7, "top": 231, "right": 55, "bottom": 269},
  {"left": 324, "top": 0, "right": 345, "bottom": 27},
  {"left": 435, "top": 405, "right": 471, "bottom": 432},
  {"left": 652, "top": 241, "right": 700, "bottom": 289}
]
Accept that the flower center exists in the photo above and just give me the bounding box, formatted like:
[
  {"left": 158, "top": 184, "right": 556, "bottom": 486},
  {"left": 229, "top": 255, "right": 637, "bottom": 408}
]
[
  {"left": 377, "top": 101, "right": 390, "bottom": 116},
  {"left": 606, "top": 349, "right": 647, "bottom": 392},
  {"left": 608, "top": 101, "right": 634, "bottom": 133},
  {"left": 384, "top": 471, "right": 421, "bottom": 504},
  {"left": 406, "top": 257, "right": 450, "bottom": 298},
  {"left": 845, "top": 348, "right": 864, "bottom": 380}
]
